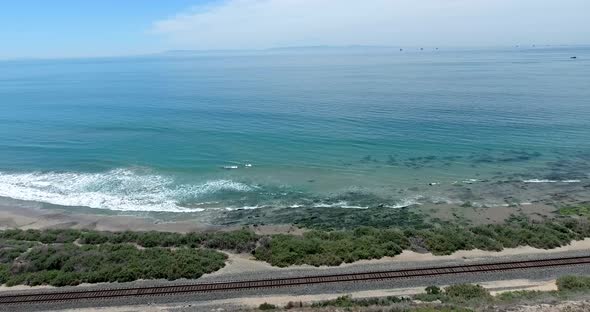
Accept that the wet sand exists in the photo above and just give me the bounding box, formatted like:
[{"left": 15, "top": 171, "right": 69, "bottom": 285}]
[
  {"left": 0, "top": 202, "right": 211, "bottom": 232},
  {"left": 0, "top": 200, "right": 305, "bottom": 236}
]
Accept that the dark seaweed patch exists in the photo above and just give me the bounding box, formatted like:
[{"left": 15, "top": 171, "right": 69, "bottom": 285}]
[
  {"left": 216, "top": 206, "right": 429, "bottom": 230},
  {"left": 468, "top": 150, "right": 542, "bottom": 165}
]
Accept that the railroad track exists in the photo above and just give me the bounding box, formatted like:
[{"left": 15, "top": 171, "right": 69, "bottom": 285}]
[{"left": 1, "top": 255, "right": 590, "bottom": 305}]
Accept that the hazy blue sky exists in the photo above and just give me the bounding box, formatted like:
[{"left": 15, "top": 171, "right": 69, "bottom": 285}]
[{"left": 1, "top": 0, "right": 588, "bottom": 59}]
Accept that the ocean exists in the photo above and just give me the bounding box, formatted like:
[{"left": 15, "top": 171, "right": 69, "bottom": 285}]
[{"left": 1, "top": 47, "right": 589, "bottom": 213}]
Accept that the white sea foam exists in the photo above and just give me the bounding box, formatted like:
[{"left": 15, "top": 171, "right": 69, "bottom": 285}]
[
  {"left": 523, "top": 179, "right": 581, "bottom": 183},
  {"left": 223, "top": 205, "right": 263, "bottom": 211},
  {"left": 313, "top": 201, "right": 346, "bottom": 208},
  {"left": 0, "top": 169, "right": 253, "bottom": 212},
  {"left": 386, "top": 198, "right": 423, "bottom": 208},
  {"left": 312, "top": 201, "right": 368, "bottom": 209},
  {"left": 524, "top": 179, "right": 557, "bottom": 183},
  {"left": 428, "top": 196, "right": 460, "bottom": 205},
  {"left": 452, "top": 178, "right": 478, "bottom": 185}
]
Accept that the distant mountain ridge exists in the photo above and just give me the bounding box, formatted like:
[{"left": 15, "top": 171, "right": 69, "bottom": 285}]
[{"left": 161, "top": 45, "right": 400, "bottom": 55}]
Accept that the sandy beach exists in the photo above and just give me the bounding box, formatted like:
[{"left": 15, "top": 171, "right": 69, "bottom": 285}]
[
  {"left": 0, "top": 199, "right": 224, "bottom": 233},
  {"left": 0, "top": 198, "right": 310, "bottom": 235}
]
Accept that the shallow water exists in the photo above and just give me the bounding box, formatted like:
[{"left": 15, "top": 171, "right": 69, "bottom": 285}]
[{"left": 1, "top": 47, "right": 589, "bottom": 212}]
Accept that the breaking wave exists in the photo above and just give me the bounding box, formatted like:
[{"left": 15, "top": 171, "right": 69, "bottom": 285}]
[
  {"left": 0, "top": 169, "right": 487, "bottom": 212},
  {"left": 0, "top": 169, "right": 254, "bottom": 212},
  {"left": 523, "top": 179, "right": 581, "bottom": 183}
]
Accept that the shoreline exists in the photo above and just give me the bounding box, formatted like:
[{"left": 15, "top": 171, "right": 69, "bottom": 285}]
[
  {"left": 0, "top": 200, "right": 304, "bottom": 236},
  {"left": 0, "top": 200, "right": 225, "bottom": 233}
]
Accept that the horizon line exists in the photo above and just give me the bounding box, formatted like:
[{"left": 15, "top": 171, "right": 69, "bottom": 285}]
[{"left": 1, "top": 43, "right": 588, "bottom": 62}]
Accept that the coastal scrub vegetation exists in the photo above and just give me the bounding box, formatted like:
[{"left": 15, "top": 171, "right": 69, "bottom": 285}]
[
  {"left": 443, "top": 284, "right": 492, "bottom": 302},
  {"left": 305, "top": 285, "right": 489, "bottom": 311},
  {"left": 0, "top": 229, "right": 262, "bottom": 286},
  {"left": 0, "top": 228, "right": 258, "bottom": 252},
  {"left": 2, "top": 215, "right": 590, "bottom": 271},
  {"left": 375, "top": 284, "right": 492, "bottom": 304},
  {"left": 558, "top": 204, "right": 590, "bottom": 216},
  {"left": 556, "top": 275, "right": 590, "bottom": 291},
  {"left": 311, "top": 295, "right": 409, "bottom": 308},
  {"left": 410, "top": 216, "right": 589, "bottom": 255},
  {"left": 0, "top": 240, "right": 227, "bottom": 286},
  {"left": 254, "top": 227, "right": 410, "bottom": 267},
  {"left": 254, "top": 217, "right": 590, "bottom": 266},
  {"left": 295, "top": 278, "right": 590, "bottom": 311},
  {"left": 258, "top": 302, "right": 278, "bottom": 310}
]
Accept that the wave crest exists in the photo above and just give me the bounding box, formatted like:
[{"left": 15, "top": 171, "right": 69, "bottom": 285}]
[{"left": 0, "top": 169, "right": 254, "bottom": 212}]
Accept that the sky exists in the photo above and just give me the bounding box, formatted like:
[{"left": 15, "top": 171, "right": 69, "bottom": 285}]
[{"left": 1, "top": 0, "right": 589, "bottom": 59}]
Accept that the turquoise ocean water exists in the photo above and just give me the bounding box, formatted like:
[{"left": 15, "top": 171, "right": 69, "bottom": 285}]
[{"left": 1, "top": 47, "right": 589, "bottom": 213}]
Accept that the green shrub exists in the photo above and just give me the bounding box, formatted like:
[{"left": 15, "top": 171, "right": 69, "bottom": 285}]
[
  {"left": 558, "top": 205, "right": 590, "bottom": 216},
  {"left": 258, "top": 302, "right": 277, "bottom": 310},
  {"left": 0, "top": 264, "right": 9, "bottom": 285},
  {"left": 284, "top": 301, "right": 302, "bottom": 309},
  {"left": 0, "top": 229, "right": 80, "bottom": 244},
  {"left": 254, "top": 228, "right": 409, "bottom": 267},
  {"left": 312, "top": 295, "right": 354, "bottom": 307},
  {"left": 1, "top": 228, "right": 259, "bottom": 253},
  {"left": 495, "top": 290, "right": 547, "bottom": 301},
  {"left": 2, "top": 243, "right": 227, "bottom": 286},
  {"left": 253, "top": 216, "right": 590, "bottom": 266},
  {"left": 412, "top": 308, "right": 474, "bottom": 312},
  {"left": 415, "top": 217, "right": 584, "bottom": 256},
  {"left": 413, "top": 293, "right": 445, "bottom": 302},
  {"left": 312, "top": 295, "right": 407, "bottom": 308},
  {"left": 425, "top": 285, "right": 441, "bottom": 295},
  {"left": 0, "top": 240, "right": 35, "bottom": 264},
  {"left": 413, "top": 285, "right": 446, "bottom": 302},
  {"left": 557, "top": 276, "right": 590, "bottom": 291},
  {"left": 80, "top": 231, "right": 109, "bottom": 244},
  {"left": 444, "top": 284, "right": 491, "bottom": 301}
]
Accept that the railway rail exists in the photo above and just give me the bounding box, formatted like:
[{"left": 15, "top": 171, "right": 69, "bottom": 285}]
[{"left": 1, "top": 255, "right": 590, "bottom": 305}]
